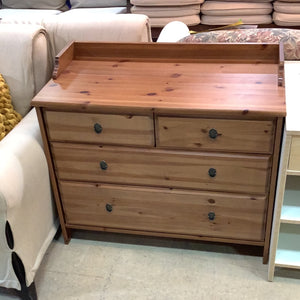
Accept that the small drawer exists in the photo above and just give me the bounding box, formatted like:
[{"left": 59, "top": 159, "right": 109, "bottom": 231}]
[
  {"left": 60, "top": 181, "right": 266, "bottom": 241},
  {"left": 289, "top": 136, "right": 300, "bottom": 171},
  {"left": 156, "top": 116, "right": 274, "bottom": 153},
  {"left": 45, "top": 111, "right": 154, "bottom": 146},
  {"left": 52, "top": 143, "right": 271, "bottom": 195}
]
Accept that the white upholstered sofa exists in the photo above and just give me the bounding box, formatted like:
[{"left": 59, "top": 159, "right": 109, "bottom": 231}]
[
  {"left": 0, "top": 24, "right": 56, "bottom": 300},
  {"left": 0, "top": 9, "right": 151, "bottom": 299}
]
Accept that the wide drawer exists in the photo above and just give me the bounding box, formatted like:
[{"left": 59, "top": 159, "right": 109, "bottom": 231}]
[
  {"left": 60, "top": 181, "right": 267, "bottom": 241},
  {"left": 44, "top": 111, "right": 154, "bottom": 146},
  {"left": 289, "top": 136, "right": 300, "bottom": 171},
  {"left": 52, "top": 143, "right": 271, "bottom": 194},
  {"left": 156, "top": 116, "right": 274, "bottom": 153}
]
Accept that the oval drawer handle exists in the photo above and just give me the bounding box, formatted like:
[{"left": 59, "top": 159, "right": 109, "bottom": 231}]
[
  {"left": 106, "top": 204, "right": 113, "bottom": 212},
  {"left": 94, "top": 123, "right": 103, "bottom": 134},
  {"left": 209, "top": 128, "right": 218, "bottom": 139},
  {"left": 100, "top": 160, "right": 108, "bottom": 170},
  {"left": 208, "top": 168, "right": 216, "bottom": 178},
  {"left": 208, "top": 212, "right": 215, "bottom": 221}
]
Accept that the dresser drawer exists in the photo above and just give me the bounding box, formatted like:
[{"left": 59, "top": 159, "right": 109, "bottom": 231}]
[
  {"left": 60, "top": 181, "right": 266, "bottom": 241},
  {"left": 52, "top": 143, "right": 271, "bottom": 194},
  {"left": 156, "top": 116, "right": 274, "bottom": 153},
  {"left": 45, "top": 111, "right": 154, "bottom": 146},
  {"left": 289, "top": 136, "right": 300, "bottom": 171}
]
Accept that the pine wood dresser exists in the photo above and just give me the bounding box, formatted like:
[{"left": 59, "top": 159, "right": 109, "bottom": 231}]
[{"left": 31, "top": 42, "right": 286, "bottom": 263}]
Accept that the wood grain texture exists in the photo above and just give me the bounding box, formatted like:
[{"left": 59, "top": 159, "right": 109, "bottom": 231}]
[
  {"left": 53, "top": 42, "right": 74, "bottom": 80},
  {"left": 156, "top": 116, "right": 274, "bottom": 154},
  {"left": 35, "top": 108, "right": 71, "bottom": 243},
  {"left": 32, "top": 42, "right": 286, "bottom": 118},
  {"left": 60, "top": 181, "right": 267, "bottom": 241},
  {"left": 71, "top": 42, "right": 281, "bottom": 64},
  {"left": 45, "top": 111, "right": 154, "bottom": 146},
  {"left": 52, "top": 143, "right": 271, "bottom": 194},
  {"left": 31, "top": 42, "right": 285, "bottom": 261},
  {"left": 263, "top": 117, "right": 284, "bottom": 264}
]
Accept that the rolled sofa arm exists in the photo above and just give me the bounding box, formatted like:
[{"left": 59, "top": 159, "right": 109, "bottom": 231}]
[
  {"left": 0, "top": 109, "right": 58, "bottom": 290},
  {"left": 0, "top": 24, "right": 57, "bottom": 292},
  {"left": 42, "top": 13, "right": 152, "bottom": 59}
]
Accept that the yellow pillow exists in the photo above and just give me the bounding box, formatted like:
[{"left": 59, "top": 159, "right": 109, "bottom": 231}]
[{"left": 0, "top": 74, "right": 22, "bottom": 141}]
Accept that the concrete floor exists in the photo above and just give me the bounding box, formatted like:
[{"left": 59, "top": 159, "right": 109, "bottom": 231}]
[{"left": 1, "top": 230, "right": 300, "bottom": 300}]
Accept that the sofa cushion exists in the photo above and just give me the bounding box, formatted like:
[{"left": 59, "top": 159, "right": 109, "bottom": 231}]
[
  {"left": 212, "top": 0, "right": 273, "bottom": 2},
  {"left": 43, "top": 13, "right": 151, "bottom": 58},
  {"left": 0, "top": 25, "right": 52, "bottom": 116},
  {"left": 2, "top": 0, "right": 68, "bottom": 10},
  {"left": 131, "top": 4, "right": 200, "bottom": 17},
  {"left": 179, "top": 28, "right": 300, "bottom": 60},
  {"left": 149, "top": 14, "right": 200, "bottom": 27},
  {"left": 274, "top": 1, "right": 300, "bottom": 14},
  {"left": 62, "top": 7, "right": 126, "bottom": 16},
  {"left": 201, "top": 14, "right": 272, "bottom": 25},
  {"left": 70, "top": 0, "right": 126, "bottom": 7},
  {"left": 273, "top": 12, "right": 300, "bottom": 26},
  {"left": 201, "top": 1, "right": 272, "bottom": 16},
  {"left": 0, "top": 9, "right": 62, "bottom": 25},
  {"left": 0, "top": 74, "right": 22, "bottom": 141},
  {"left": 131, "top": 0, "right": 204, "bottom": 6}
]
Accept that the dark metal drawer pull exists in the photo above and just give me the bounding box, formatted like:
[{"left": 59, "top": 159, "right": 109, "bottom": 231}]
[
  {"left": 208, "top": 212, "right": 215, "bottom": 221},
  {"left": 208, "top": 168, "right": 216, "bottom": 177},
  {"left": 106, "top": 204, "right": 113, "bottom": 212},
  {"left": 209, "top": 128, "right": 218, "bottom": 139},
  {"left": 94, "top": 123, "right": 103, "bottom": 134},
  {"left": 100, "top": 160, "right": 108, "bottom": 170}
]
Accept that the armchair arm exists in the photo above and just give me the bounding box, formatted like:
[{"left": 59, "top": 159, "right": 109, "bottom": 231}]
[{"left": 0, "top": 109, "right": 58, "bottom": 290}]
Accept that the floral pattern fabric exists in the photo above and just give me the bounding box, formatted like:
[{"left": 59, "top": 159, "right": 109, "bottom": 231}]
[{"left": 179, "top": 28, "right": 300, "bottom": 60}]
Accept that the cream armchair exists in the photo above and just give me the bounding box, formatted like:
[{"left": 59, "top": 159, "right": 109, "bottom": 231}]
[{"left": 0, "top": 24, "right": 58, "bottom": 299}]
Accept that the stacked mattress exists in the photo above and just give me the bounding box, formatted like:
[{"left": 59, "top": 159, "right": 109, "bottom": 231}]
[
  {"left": 130, "top": 0, "right": 203, "bottom": 27},
  {"left": 273, "top": 0, "right": 300, "bottom": 26},
  {"left": 200, "top": 0, "right": 273, "bottom": 25}
]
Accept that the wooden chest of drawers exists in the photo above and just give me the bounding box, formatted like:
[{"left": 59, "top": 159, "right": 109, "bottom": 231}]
[{"left": 31, "top": 42, "right": 286, "bottom": 263}]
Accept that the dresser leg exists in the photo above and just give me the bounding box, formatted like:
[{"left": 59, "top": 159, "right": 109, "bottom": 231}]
[
  {"left": 263, "top": 246, "right": 269, "bottom": 264},
  {"left": 62, "top": 227, "right": 72, "bottom": 244}
]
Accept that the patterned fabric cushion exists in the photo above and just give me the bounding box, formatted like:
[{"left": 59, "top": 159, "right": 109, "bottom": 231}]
[
  {"left": 0, "top": 74, "right": 22, "bottom": 141},
  {"left": 179, "top": 28, "right": 300, "bottom": 60}
]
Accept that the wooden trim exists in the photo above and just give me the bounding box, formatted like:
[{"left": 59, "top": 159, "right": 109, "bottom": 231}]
[
  {"left": 66, "top": 224, "right": 265, "bottom": 247},
  {"left": 263, "top": 117, "right": 284, "bottom": 264},
  {"left": 64, "top": 42, "right": 281, "bottom": 64},
  {"left": 35, "top": 108, "right": 71, "bottom": 243},
  {"left": 53, "top": 41, "right": 74, "bottom": 79}
]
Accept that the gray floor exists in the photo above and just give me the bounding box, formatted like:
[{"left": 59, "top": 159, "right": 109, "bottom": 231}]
[{"left": 1, "top": 230, "right": 300, "bottom": 300}]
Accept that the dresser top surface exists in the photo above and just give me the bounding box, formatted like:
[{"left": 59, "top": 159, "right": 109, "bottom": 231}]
[{"left": 32, "top": 42, "right": 286, "bottom": 118}]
